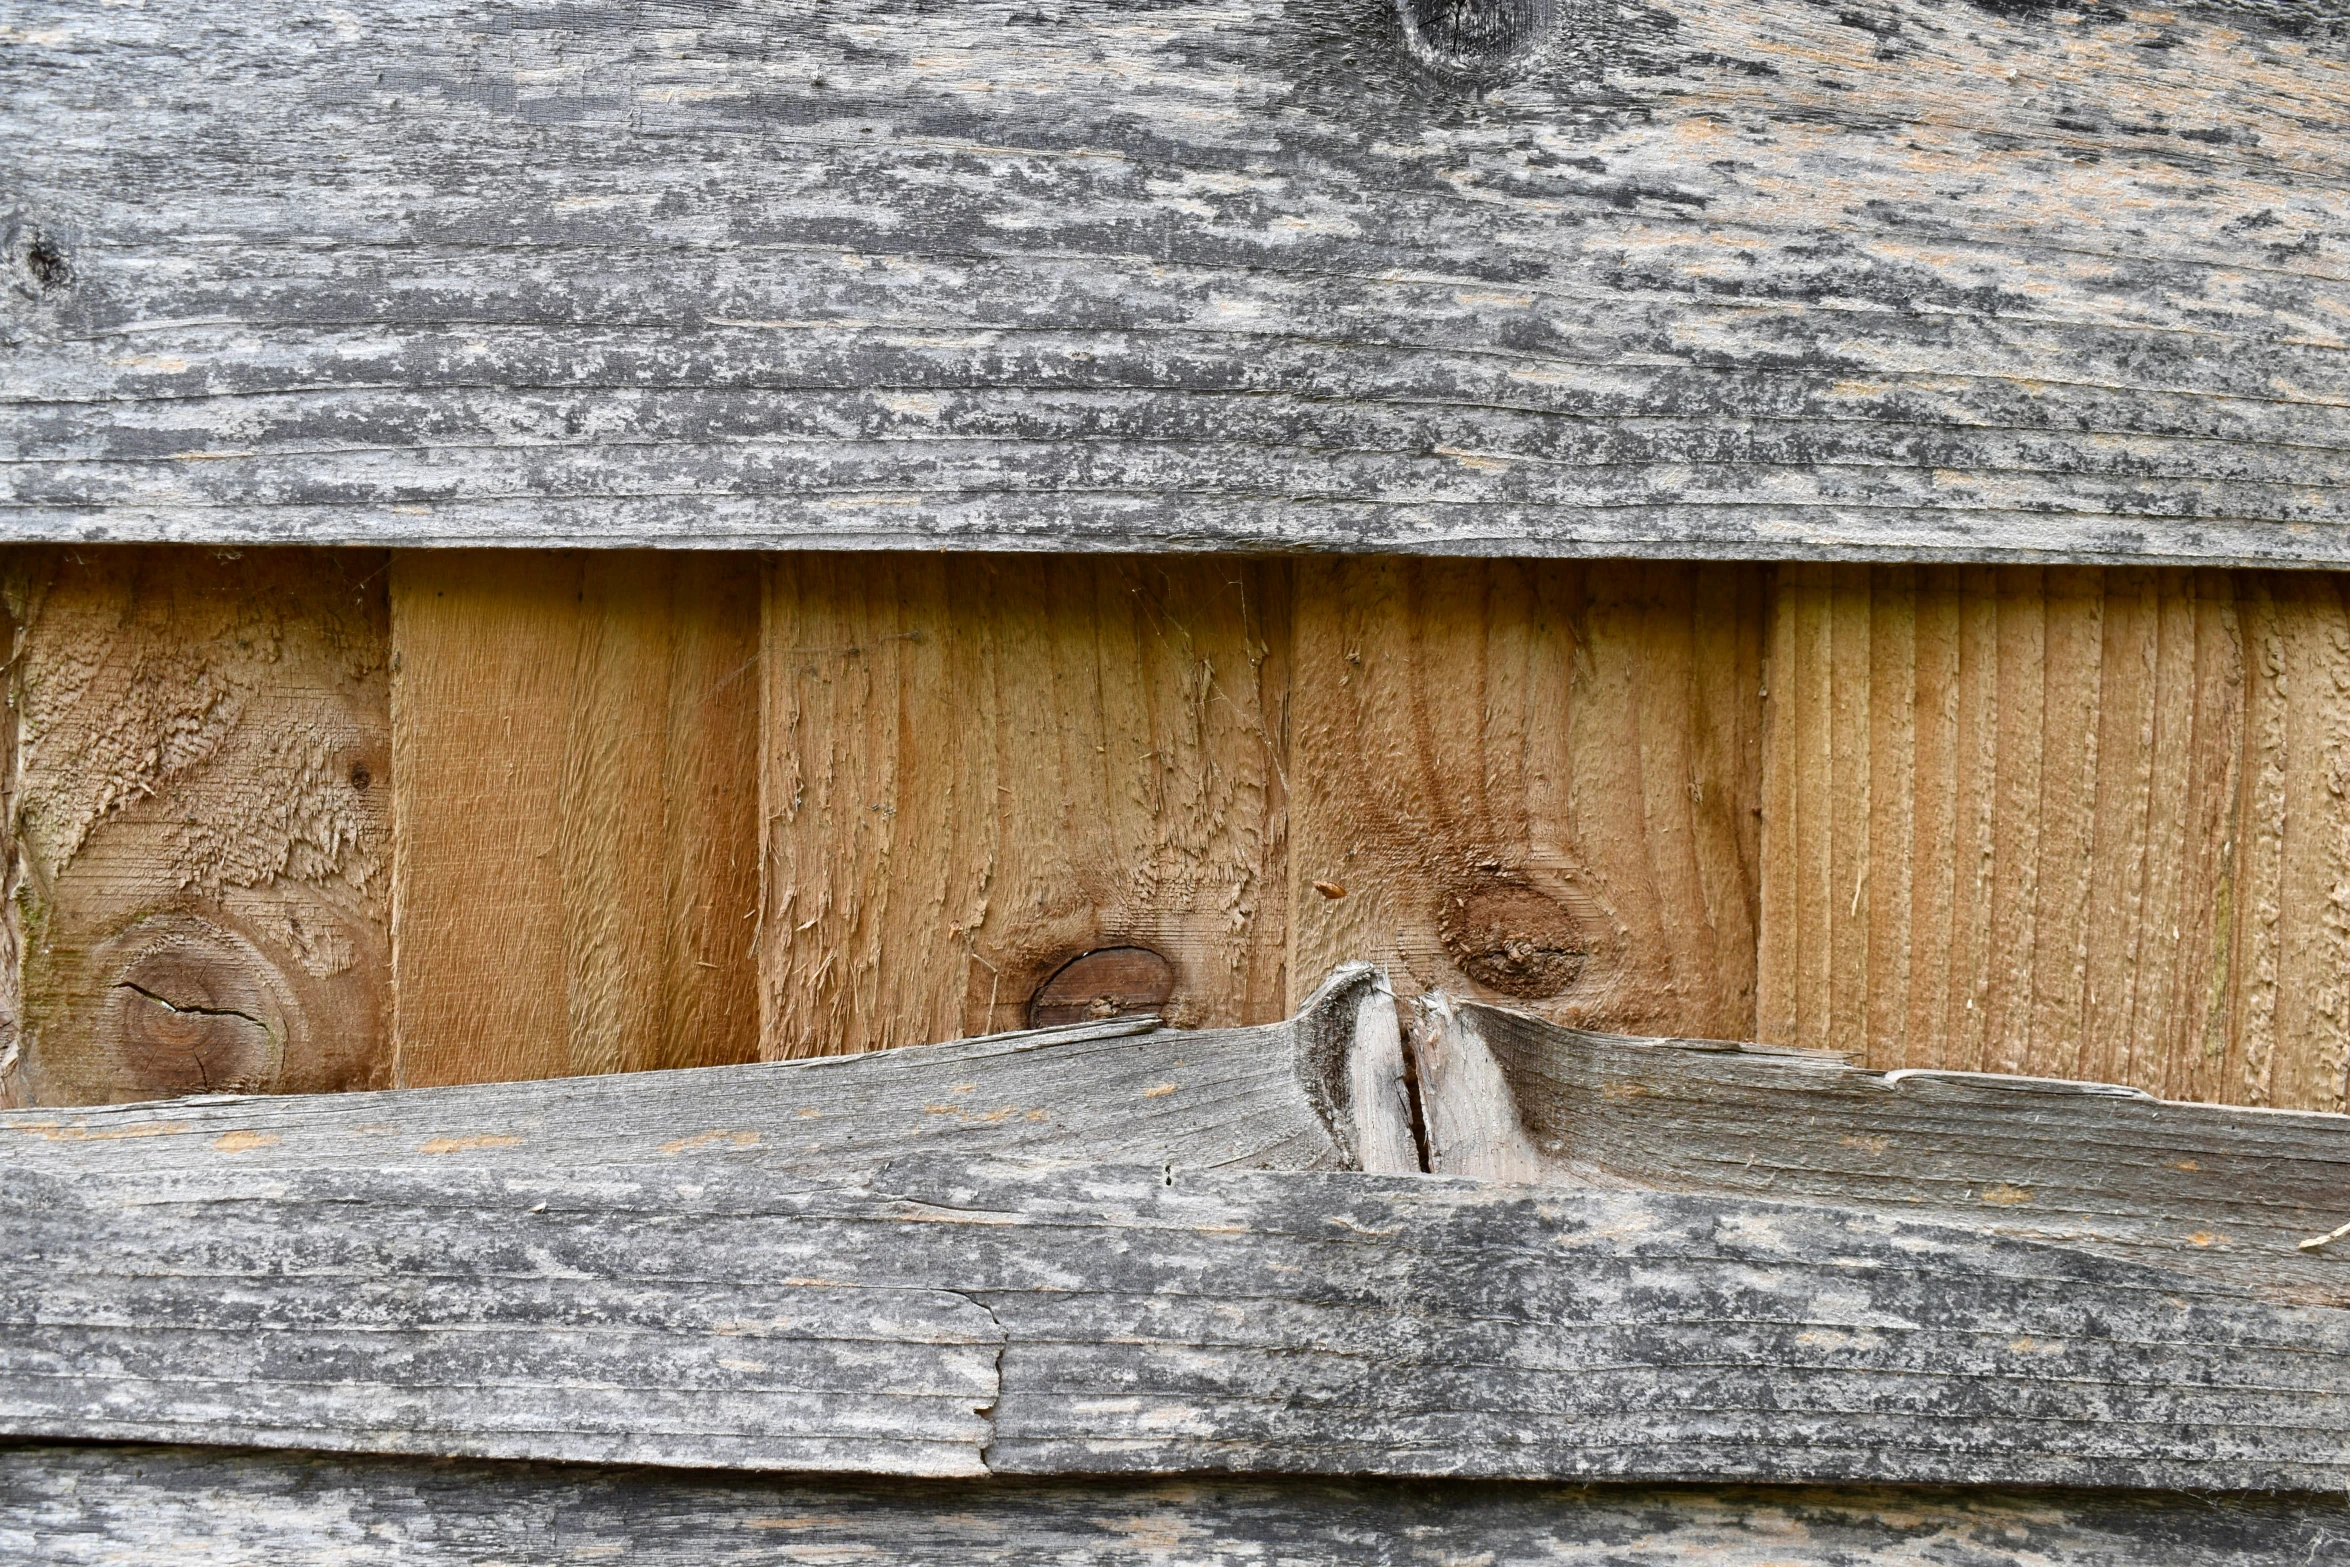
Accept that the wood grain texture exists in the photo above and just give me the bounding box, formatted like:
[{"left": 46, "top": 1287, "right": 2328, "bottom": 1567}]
[
  {"left": 3, "top": 0, "right": 2345, "bottom": 563},
  {"left": 764, "top": 554, "right": 1288, "bottom": 1055},
  {"left": 1411, "top": 996, "right": 2350, "bottom": 1306},
  {"left": 1290, "top": 559, "right": 1761, "bottom": 1037},
  {"left": 0, "top": 964, "right": 1397, "bottom": 1184},
  {"left": 1759, "top": 565, "right": 2350, "bottom": 1110},
  {"left": 390, "top": 551, "right": 759, "bottom": 1086},
  {"left": 0, "top": 546, "right": 390, "bottom": 1106},
  {"left": 7, "top": 1154, "right": 2350, "bottom": 1489},
  {"left": 7, "top": 1448, "right": 2347, "bottom": 1567}
]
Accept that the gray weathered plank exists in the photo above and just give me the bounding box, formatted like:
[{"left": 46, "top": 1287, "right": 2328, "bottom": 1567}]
[
  {"left": 4, "top": 0, "right": 2346, "bottom": 564},
  {"left": 5, "top": 1445, "right": 2346, "bottom": 1566},
  {"left": 0, "top": 964, "right": 1391, "bottom": 1181},
  {"left": 1409, "top": 992, "right": 2350, "bottom": 1306},
  {"left": 8, "top": 1153, "right": 2350, "bottom": 1490}
]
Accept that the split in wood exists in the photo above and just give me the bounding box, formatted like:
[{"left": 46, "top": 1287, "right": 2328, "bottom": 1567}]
[{"left": 10, "top": 965, "right": 2350, "bottom": 1492}]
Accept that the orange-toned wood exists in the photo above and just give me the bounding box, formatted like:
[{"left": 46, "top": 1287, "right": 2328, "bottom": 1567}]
[
  {"left": 1, "top": 547, "right": 392, "bottom": 1106},
  {"left": 761, "top": 554, "right": 1290, "bottom": 1057},
  {"left": 389, "top": 552, "right": 760, "bottom": 1086},
  {"left": 1287, "top": 560, "right": 1764, "bottom": 1040}
]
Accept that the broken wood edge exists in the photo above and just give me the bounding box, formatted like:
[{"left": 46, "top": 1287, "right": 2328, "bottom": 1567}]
[
  {"left": 1435, "top": 995, "right": 2350, "bottom": 1124},
  {"left": 0, "top": 967, "right": 1414, "bottom": 1182},
  {"left": 1402, "top": 990, "right": 1553, "bottom": 1186},
  {"left": 1288, "top": 960, "right": 1417, "bottom": 1173},
  {"left": 1405, "top": 992, "right": 2350, "bottom": 1301}
]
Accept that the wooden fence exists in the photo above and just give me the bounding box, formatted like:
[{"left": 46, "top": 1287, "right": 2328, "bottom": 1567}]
[{"left": 5, "top": 0, "right": 2350, "bottom": 1557}]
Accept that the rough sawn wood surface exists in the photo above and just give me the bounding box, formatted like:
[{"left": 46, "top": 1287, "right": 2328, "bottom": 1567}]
[
  {"left": 3, "top": 0, "right": 2346, "bottom": 562},
  {"left": 11, "top": 1155, "right": 2350, "bottom": 1490},
  {"left": 5, "top": 1446, "right": 2347, "bottom": 1565}
]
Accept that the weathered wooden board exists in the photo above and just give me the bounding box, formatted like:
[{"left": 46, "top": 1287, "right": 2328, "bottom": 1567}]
[
  {"left": 763, "top": 554, "right": 1290, "bottom": 1054},
  {"left": 1411, "top": 994, "right": 2350, "bottom": 1305},
  {"left": 4, "top": 0, "right": 2344, "bottom": 563},
  {"left": 1758, "top": 564, "right": 2350, "bottom": 1110},
  {"left": 1289, "top": 559, "right": 1762, "bottom": 1036},
  {"left": 0, "top": 547, "right": 392, "bottom": 1107},
  {"left": 0, "top": 963, "right": 1401, "bottom": 1182},
  {"left": 388, "top": 550, "right": 761, "bottom": 1084},
  {"left": 6, "top": 1153, "right": 2350, "bottom": 1488},
  {"left": 6, "top": 1446, "right": 2347, "bottom": 1567}
]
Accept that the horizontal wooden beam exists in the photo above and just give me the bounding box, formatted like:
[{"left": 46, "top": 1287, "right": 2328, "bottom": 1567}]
[
  {"left": 1411, "top": 994, "right": 2350, "bottom": 1305},
  {"left": 0, "top": 965, "right": 1403, "bottom": 1181},
  {"left": 8, "top": 1142, "right": 2350, "bottom": 1488},
  {"left": 12, "top": 978, "right": 2350, "bottom": 1491},
  {"left": 5, "top": 1444, "right": 2345, "bottom": 1565},
  {"left": 4, "top": 1, "right": 2344, "bottom": 563}
]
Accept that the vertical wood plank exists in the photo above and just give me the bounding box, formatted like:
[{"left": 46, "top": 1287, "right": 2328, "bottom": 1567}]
[
  {"left": 1761, "top": 567, "right": 2350, "bottom": 1111},
  {"left": 1290, "top": 560, "right": 1763, "bottom": 1039},
  {"left": 389, "top": 552, "right": 759, "bottom": 1086},
  {"left": 761, "top": 554, "right": 1289, "bottom": 1058},
  {"left": 1, "top": 547, "right": 392, "bottom": 1106}
]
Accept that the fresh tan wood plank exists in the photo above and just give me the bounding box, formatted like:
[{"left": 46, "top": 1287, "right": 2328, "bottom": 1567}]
[
  {"left": 1760, "top": 566, "right": 2350, "bottom": 1110},
  {"left": 389, "top": 551, "right": 759, "bottom": 1086},
  {"left": 0, "top": 546, "right": 391, "bottom": 1106},
  {"left": 1288, "top": 560, "right": 1763, "bottom": 1039},
  {"left": 761, "top": 554, "right": 1289, "bottom": 1057}
]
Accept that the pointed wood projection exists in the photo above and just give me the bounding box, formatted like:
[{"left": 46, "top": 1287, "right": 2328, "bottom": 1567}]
[
  {"left": 388, "top": 552, "right": 760, "bottom": 1086},
  {"left": 1288, "top": 559, "right": 1763, "bottom": 1040},
  {"left": 1760, "top": 566, "right": 2350, "bottom": 1111},
  {"left": 761, "top": 554, "right": 1289, "bottom": 1057},
  {"left": 0, "top": 547, "right": 392, "bottom": 1107}
]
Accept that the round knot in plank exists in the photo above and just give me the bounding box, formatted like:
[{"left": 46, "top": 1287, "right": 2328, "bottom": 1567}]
[
  {"left": 101, "top": 916, "right": 292, "bottom": 1097},
  {"left": 1439, "top": 879, "right": 1591, "bottom": 998},
  {"left": 1028, "top": 947, "right": 1176, "bottom": 1028}
]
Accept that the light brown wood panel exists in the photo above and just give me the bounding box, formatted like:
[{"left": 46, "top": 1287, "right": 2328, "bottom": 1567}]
[
  {"left": 1760, "top": 565, "right": 2350, "bottom": 1111},
  {"left": 0, "top": 547, "right": 392, "bottom": 1106},
  {"left": 389, "top": 552, "right": 760, "bottom": 1086},
  {"left": 1288, "top": 560, "right": 1764, "bottom": 1039},
  {"left": 762, "top": 555, "right": 1289, "bottom": 1057}
]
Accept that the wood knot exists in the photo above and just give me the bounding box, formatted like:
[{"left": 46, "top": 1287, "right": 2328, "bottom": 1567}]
[
  {"left": 13, "top": 230, "right": 71, "bottom": 295},
  {"left": 1438, "top": 878, "right": 1592, "bottom": 998},
  {"left": 1028, "top": 947, "right": 1176, "bottom": 1028},
  {"left": 103, "top": 918, "right": 290, "bottom": 1097},
  {"left": 1396, "top": 0, "right": 1561, "bottom": 83}
]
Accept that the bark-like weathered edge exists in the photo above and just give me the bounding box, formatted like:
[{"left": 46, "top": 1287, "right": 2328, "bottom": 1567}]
[
  {"left": 8, "top": 1154, "right": 2350, "bottom": 1492},
  {"left": 4, "top": 1445, "right": 2345, "bottom": 1567},
  {"left": 0, "top": 962, "right": 1392, "bottom": 1178},
  {"left": 3, "top": 0, "right": 2345, "bottom": 565},
  {"left": 1408, "top": 993, "right": 2350, "bottom": 1305}
]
